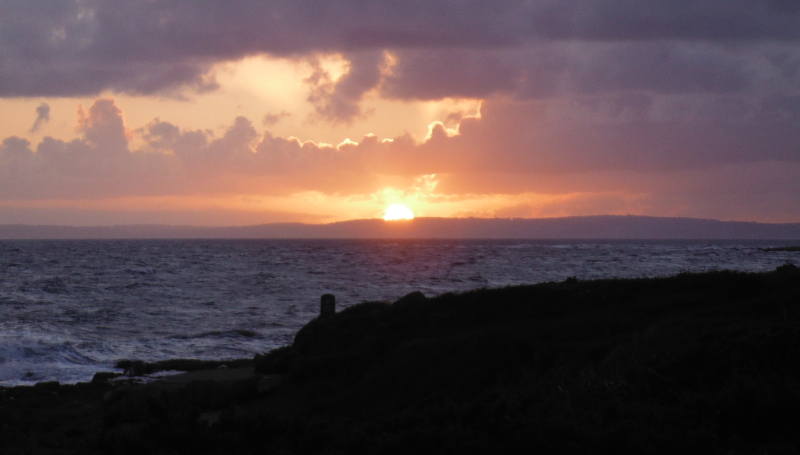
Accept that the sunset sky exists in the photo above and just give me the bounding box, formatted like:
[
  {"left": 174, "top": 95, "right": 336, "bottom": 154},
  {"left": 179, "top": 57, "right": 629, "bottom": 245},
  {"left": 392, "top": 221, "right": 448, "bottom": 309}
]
[{"left": 1, "top": 1, "right": 799, "bottom": 226}]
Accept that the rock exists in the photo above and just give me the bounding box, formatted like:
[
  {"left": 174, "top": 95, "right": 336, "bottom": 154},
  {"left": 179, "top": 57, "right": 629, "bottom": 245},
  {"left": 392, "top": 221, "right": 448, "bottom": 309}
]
[
  {"left": 92, "top": 371, "right": 123, "bottom": 383},
  {"left": 33, "top": 381, "right": 61, "bottom": 391},
  {"left": 320, "top": 293, "right": 336, "bottom": 319},
  {"left": 393, "top": 291, "right": 427, "bottom": 309}
]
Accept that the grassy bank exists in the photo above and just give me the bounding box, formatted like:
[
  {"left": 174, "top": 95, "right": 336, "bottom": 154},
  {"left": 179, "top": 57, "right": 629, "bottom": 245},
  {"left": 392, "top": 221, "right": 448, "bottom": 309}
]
[{"left": 2, "top": 265, "right": 799, "bottom": 454}]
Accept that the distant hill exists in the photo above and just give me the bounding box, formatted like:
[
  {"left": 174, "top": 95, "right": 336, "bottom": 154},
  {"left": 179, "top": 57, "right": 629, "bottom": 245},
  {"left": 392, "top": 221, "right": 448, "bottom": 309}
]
[{"left": 1, "top": 215, "right": 800, "bottom": 239}]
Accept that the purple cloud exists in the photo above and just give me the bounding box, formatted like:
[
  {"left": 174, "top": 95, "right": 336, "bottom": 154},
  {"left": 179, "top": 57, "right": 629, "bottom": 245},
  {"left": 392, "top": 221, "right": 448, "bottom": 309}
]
[
  {"left": 29, "top": 103, "right": 51, "bottom": 132},
  {"left": 1, "top": 0, "right": 798, "bottom": 98},
  {"left": 305, "top": 51, "right": 385, "bottom": 123}
]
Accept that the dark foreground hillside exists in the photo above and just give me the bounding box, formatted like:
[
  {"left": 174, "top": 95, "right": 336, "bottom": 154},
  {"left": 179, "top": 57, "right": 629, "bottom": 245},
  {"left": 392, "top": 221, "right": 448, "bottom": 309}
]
[{"left": 2, "top": 265, "right": 800, "bottom": 454}]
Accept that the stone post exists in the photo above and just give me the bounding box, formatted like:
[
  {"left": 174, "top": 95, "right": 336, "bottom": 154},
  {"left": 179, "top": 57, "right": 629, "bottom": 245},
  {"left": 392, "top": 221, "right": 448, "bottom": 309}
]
[{"left": 320, "top": 294, "right": 336, "bottom": 319}]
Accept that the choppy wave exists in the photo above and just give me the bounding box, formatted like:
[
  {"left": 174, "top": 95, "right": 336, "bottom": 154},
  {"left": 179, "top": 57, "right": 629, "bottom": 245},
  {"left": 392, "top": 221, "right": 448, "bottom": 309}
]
[
  {"left": 0, "top": 239, "right": 798, "bottom": 385},
  {"left": 0, "top": 327, "right": 116, "bottom": 385}
]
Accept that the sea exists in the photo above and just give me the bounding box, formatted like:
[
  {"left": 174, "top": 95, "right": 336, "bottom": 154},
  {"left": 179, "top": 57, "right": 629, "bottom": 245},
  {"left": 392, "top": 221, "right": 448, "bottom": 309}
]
[{"left": 1, "top": 239, "right": 798, "bottom": 386}]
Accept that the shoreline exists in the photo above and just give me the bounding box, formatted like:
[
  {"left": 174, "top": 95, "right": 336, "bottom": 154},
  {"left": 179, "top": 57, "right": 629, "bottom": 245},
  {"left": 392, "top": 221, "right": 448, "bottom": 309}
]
[
  {"left": 2, "top": 238, "right": 798, "bottom": 388},
  {"left": 2, "top": 265, "right": 799, "bottom": 453}
]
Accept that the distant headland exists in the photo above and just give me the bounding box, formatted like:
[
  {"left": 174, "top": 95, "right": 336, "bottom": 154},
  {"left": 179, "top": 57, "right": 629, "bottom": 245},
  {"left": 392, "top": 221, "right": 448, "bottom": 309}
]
[{"left": 1, "top": 215, "right": 800, "bottom": 239}]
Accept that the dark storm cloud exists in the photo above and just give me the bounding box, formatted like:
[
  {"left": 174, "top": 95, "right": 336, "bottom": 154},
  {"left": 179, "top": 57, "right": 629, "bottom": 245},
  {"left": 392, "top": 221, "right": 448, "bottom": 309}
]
[
  {"left": 382, "top": 49, "right": 524, "bottom": 100},
  {"left": 383, "top": 42, "right": 793, "bottom": 101},
  {"left": 2, "top": 0, "right": 800, "bottom": 97}
]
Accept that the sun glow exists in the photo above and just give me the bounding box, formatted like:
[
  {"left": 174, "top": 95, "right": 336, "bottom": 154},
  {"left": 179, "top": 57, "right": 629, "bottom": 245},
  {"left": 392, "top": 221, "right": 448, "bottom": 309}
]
[{"left": 383, "top": 204, "right": 415, "bottom": 221}]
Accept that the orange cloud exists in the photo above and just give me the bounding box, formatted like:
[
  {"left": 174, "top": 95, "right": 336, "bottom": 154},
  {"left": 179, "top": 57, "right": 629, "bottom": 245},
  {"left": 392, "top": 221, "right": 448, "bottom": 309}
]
[{"left": 2, "top": 96, "right": 800, "bottom": 224}]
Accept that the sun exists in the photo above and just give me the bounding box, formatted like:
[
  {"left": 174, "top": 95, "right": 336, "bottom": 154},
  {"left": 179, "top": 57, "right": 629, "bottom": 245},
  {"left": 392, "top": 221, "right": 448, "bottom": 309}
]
[{"left": 383, "top": 204, "right": 415, "bottom": 221}]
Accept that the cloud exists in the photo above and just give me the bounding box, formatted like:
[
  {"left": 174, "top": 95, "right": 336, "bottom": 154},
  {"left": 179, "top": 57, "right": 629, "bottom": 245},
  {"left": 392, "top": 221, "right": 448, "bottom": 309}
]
[
  {"left": 304, "top": 51, "right": 386, "bottom": 122},
  {"left": 76, "top": 98, "right": 132, "bottom": 152},
  {"left": 262, "top": 110, "right": 291, "bottom": 125},
  {"left": 29, "top": 103, "right": 51, "bottom": 133},
  {"left": 1, "top": 96, "right": 799, "bottom": 224},
  {"left": 1, "top": 1, "right": 799, "bottom": 99},
  {"left": 381, "top": 49, "right": 523, "bottom": 100},
  {"left": 0, "top": 199, "right": 328, "bottom": 226},
  {"left": 383, "top": 41, "right": 800, "bottom": 102},
  {"left": 449, "top": 93, "right": 800, "bottom": 174},
  {"left": 3, "top": 3, "right": 800, "bottom": 223}
]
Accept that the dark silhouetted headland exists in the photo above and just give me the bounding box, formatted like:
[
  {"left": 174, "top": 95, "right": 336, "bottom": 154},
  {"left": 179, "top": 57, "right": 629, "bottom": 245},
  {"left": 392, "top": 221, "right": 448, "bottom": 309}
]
[
  {"left": 2, "top": 266, "right": 800, "bottom": 453},
  {"left": 2, "top": 215, "right": 800, "bottom": 239}
]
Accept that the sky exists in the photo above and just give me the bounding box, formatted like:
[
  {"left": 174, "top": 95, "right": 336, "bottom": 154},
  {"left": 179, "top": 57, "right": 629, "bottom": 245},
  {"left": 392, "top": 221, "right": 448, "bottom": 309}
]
[{"left": 1, "top": 0, "right": 799, "bottom": 226}]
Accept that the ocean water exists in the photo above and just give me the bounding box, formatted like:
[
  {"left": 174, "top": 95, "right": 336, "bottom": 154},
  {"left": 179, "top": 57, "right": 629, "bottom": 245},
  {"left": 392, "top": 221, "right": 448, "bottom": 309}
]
[{"left": 0, "top": 239, "right": 797, "bottom": 386}]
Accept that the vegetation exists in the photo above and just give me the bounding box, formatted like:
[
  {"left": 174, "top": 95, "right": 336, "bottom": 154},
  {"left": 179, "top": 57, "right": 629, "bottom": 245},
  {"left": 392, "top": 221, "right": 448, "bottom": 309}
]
[{"left": 1, "top": 265, "right": 799, "bottom": 454}]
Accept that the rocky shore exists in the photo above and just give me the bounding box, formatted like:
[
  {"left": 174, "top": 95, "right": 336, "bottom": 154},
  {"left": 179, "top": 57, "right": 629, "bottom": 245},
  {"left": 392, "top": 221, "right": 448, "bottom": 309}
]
[{"left": 2, "top": 265, "right": 799, "bottom": 454}]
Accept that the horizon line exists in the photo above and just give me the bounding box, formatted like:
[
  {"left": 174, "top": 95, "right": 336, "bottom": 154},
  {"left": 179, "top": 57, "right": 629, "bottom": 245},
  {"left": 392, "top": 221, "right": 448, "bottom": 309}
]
[{"left": 2, "top": 214, "right": 799, "bottom": 229}]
